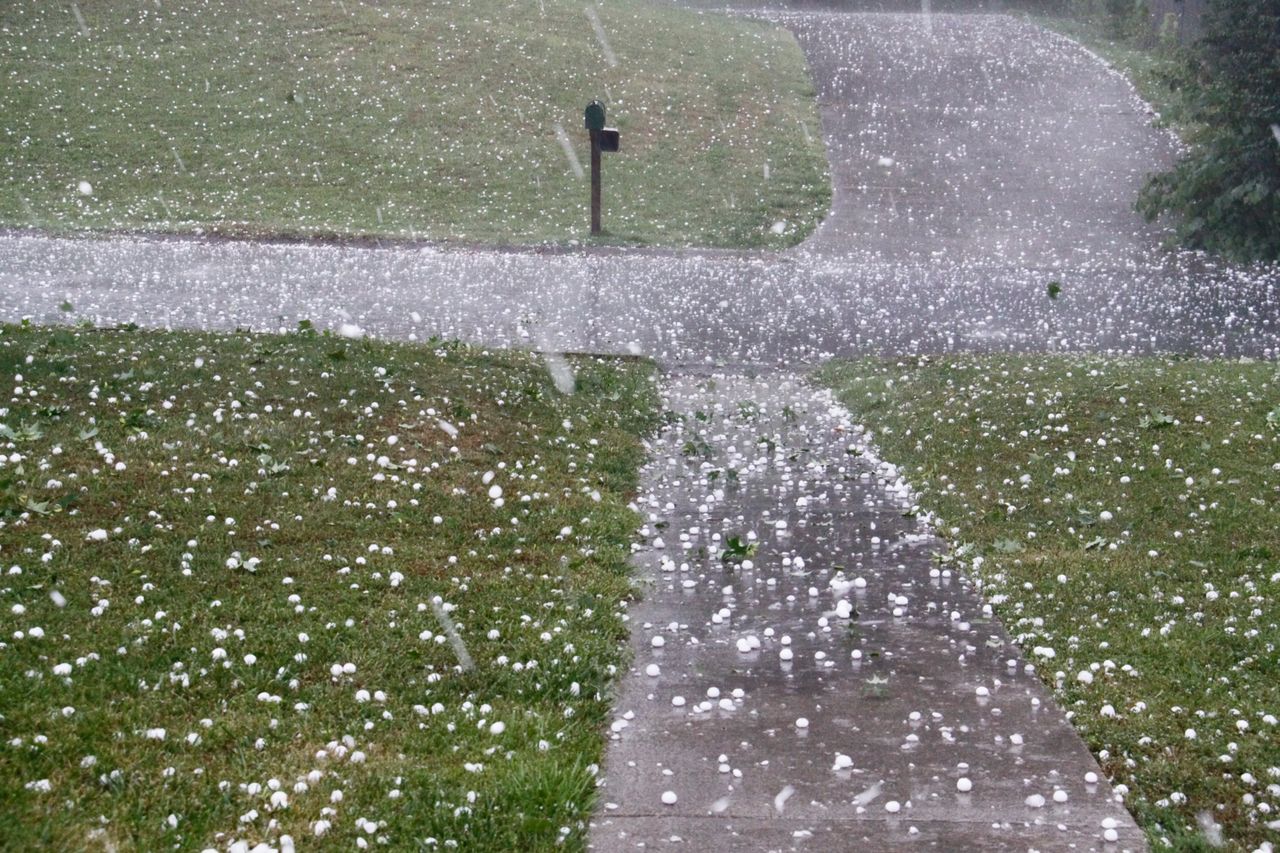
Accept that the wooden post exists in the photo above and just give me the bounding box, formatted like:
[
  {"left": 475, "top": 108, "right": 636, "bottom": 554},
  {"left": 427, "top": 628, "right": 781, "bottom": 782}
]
[{"left": 590, "top": 127, "right": 602, "bottom": 236}]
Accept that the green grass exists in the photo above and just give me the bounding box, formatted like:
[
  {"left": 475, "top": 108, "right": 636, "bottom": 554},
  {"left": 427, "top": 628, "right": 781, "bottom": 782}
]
[
  {"left": 0, "top": 0, "right": 829, "bottom": 249},
  {"left": 0, "top": 322, "right": 659, "bottom": 850},
  {"left": 821, "top": 356, "right": 1280, "bottom": 851}
]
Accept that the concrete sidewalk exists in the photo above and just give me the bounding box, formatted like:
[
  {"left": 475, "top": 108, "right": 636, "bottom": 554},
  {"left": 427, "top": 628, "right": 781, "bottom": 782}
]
[{"left": 588, "top": 374, "right": 1143, "bottom": 851}]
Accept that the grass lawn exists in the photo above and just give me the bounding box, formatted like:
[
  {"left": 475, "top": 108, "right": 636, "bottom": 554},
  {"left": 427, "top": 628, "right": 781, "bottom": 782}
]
[
  {"left": 821, "top": 356, "right": 1280, "bottom": 851},
  {"left": 0, "top": 322, "right": 659, "bottom": 850},
  {"left": 0, "top": 0, "right": 829, "bottom": 249}
]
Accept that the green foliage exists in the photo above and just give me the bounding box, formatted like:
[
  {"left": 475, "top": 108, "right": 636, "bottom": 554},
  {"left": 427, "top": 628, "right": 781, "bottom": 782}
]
[{"left": 1137, "top": 0, "right": 1280, "bottom": 261}]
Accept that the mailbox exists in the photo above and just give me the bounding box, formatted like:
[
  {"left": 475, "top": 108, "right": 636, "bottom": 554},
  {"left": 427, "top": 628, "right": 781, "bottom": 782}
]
[{"left": 583, "top": 100, "right": 620, "bottom": 236}]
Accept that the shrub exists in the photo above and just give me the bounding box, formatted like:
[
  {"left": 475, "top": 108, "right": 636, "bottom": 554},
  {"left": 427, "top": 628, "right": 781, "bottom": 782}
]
[{"left": 1137, "top": 0, "right": 1280, "bottom": 261}]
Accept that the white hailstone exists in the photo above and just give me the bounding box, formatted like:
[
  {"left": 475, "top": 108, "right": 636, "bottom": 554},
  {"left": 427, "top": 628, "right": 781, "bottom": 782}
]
[
  {"left": 853, "top": 577, "right": 867, "bottom": 589},
  {"left": 661, "top": 791, "right": 678, "bottom": 805},
  {"left": 488, "top": 485, "right": 503, "bottom": 500},
  {"left": 957, "top": 778, "right": 973, "bottom": 793},
  {"left": 885, "top": 800, "right": 901, "bottom": 813},
  {"left": 1103, "top": 828, "right": 1119, "bottom": 843},
  {"left": 779, "top": 648, "right": 794, "bottom": 661},
  {"left": 671, "top": 696, "right": 685, "bottom": 707},
  {"left": 833, "top": 753, "right": 854, "bottom": 771},
  {"left": 343, "top": 663, "right": 356, "bottom": 675},
  {"left": 1010, "top": 733, "right": 1024, "bottom": 746},
  {"left": 795, "top": 717, "right": 809, "bottom": 729},
  {"left": 851, "top": 650, "right": 862, "bottom": 660},
  {"left": 489, "top": 721, "right": 505, "bottom": 735},
  {"left": 1085, "top": 772, "right": 1099, "bottom": 784},
  {"left": 1099, "top": 510, "right": 1113, "bottom": 521},
  {"left": 355, "top": 690, "right": 371, "bottom": 703},
  {"left": 1025, "top": 794, "right": 1046, "bottom": 808},
  {"left": 651, "top": 636, "right": 665, "bottom": 648},
  {"left": 1053, "top": 789, "right": 1069, "bottom": 803},
  {"left": 976, "top": 686, "right": 990, "bottom": 697},
  {"left": 1100, "top": 704, "right": 1116, "bottom": 718},
  {"left": 736, "top": 638, "right": 753, "bottom": 653},
  {"left": 645, "top": 664, "right": 661, "bottom": 677},
  {"left": 77, "top": 181, "right": 93, "bottom": 196},
  {"left": 49, "top": 590, "right": 67, "bottom": 608},
  {"left": 1077, "top": 670, "right": 1094, "bottom": 685},
  {"left": 835, "top": 600, "right": 853, "bottom": 619},
  {"left": 86, "top": 529, "right": 108, "bottom": 542},
  {"left": 1185, "top": 728, "right": 1197, "bottom": 740},
  {"left": 52, "top": 663, "right": 72, "bottom": 676}
]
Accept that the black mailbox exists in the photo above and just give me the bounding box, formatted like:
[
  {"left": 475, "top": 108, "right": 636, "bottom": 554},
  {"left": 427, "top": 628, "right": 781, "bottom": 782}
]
[{"left": 599, "top": 128, "right": 620, "bottom": 153}]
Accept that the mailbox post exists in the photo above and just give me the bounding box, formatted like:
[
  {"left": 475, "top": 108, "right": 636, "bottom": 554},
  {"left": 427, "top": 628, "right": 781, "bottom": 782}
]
[{"left": 584, "top": 100, "right": 620, "bottom": 236}]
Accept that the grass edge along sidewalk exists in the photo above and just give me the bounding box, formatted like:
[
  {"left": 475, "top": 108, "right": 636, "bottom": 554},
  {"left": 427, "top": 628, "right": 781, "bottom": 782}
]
[
  {"left": 0, "top": 322, "right": 659, "bottom": 850},
  {"left": 821, "top": 355, "right": 1280, "bottom": 852},
  {"left": 0, "top": 0, "right": 829, "bottom": 250}
]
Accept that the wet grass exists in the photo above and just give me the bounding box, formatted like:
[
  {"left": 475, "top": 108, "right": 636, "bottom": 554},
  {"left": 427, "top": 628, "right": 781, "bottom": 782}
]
[
  {"left": 0, "top": 0, "right": 829, "bottom": 249},
  {"left": 821, "top": 356, "right": 1280, "bottom": 851},
  {"left": 0, "top": 321, "right": 659, "bottom": 850}
]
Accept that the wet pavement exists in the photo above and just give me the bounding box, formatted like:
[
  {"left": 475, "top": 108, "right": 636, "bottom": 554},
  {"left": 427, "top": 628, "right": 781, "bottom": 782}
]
[
  {"left": 1, "top": 232, "right": 1276, "bottom": 365},
  {"left": 784, "top": 12, "right": 1181, "bottom": 266},
  {"left": 587, "top": 374, "right": 1144, "bottom": 851}
]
